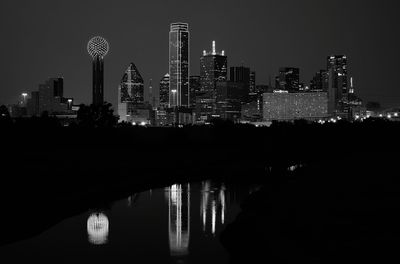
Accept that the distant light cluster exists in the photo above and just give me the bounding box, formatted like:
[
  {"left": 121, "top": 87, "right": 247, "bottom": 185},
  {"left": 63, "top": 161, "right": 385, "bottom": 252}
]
[
  {"left": 263, "top": 92, "right": 328, "bottom": 121},
  {"left": 87, "top": 36, "right": 109, "bottom": 58}
]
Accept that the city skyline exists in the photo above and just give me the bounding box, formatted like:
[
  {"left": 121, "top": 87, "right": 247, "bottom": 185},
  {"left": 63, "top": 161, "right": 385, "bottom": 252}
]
[
  {"left": 1, "top": 0, "right": 400, "bottom": 108},
  {"left": 2, "top": 1, "right": 400, "bottom": 262}
]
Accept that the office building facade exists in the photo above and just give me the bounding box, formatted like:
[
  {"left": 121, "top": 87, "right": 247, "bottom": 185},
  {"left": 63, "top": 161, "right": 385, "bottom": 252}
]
[
  {"left": 310, "top": 70, "right": 328, "bottom": 91},
  {"left": 190, "top": 75, "right": 201, "bottom": 107},
  {"left": 263, "top": 92, "right": 328, "bottom": 121},
  {"left": 197, "top": 41, "right": 228, "bottom": 121},
  {"left": 275, "top": 67, "right": 300, "bottom": 92},
  {"left": 159, "top": 73, "right": 170, "bottom": 108},
  {"left": 215, "top": 81, "right": 247, "bottom": 121},
  {"left": 327, "top": 55, "right": 349, "bottom": 118},
  {"left": 250, "top": 71, "right": 256, "bottom": 94},
  {"left": 118, "top": 63, "right": 150, "bottom": 124},
  {"left": 229, "top": 66, "right": 251, "bottom": 103},
  {"left": 169, "top": 23, "right": 190, "bottom": 107},
  {"left": 38, "top": 77, "right": 69, "bottom": 115}
]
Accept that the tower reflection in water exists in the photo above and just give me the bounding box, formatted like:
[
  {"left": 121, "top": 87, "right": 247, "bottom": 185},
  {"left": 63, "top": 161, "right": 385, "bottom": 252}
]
[
  {"left": 167, "top": 184, "right": 191, "bottom": 257},
  {"left": 200, "top": 181, "right": 227, "bottom": 236},
  {"left": 87, "top": 213, "right": 109, "bottom": 245}
]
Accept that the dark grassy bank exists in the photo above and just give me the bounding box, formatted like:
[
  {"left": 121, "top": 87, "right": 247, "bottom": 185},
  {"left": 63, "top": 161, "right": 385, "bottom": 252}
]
[
  {"left": 221, "top": 153, "right": 400, "bottom": 263},
  {"left": 0, "top": 118, "right": 399, "bottom": 247}
]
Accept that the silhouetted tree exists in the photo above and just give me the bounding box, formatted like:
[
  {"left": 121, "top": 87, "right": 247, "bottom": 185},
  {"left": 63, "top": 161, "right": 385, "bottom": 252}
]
[{"left": 77, "top": 102, "right": 118, "bottom": 128}]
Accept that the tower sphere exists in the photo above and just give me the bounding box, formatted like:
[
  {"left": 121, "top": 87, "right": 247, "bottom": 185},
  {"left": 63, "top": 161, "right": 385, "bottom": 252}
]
[{"left": 87, "top": 36, "right": 109, "bottom": 58}]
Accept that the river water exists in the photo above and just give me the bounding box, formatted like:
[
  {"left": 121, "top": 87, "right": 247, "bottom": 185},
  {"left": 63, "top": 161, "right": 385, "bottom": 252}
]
[{"left": 0, "top": 180, "right": 259, "bottom": 263}]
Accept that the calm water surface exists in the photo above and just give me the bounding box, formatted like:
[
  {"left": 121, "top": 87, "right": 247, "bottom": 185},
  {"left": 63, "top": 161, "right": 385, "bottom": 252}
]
[{"left": 0, "top": 181, "right": 259, "bottom": 263}]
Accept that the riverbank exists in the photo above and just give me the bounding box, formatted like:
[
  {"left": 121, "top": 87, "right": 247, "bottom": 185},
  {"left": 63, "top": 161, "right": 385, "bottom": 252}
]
[{"left": 221, "top": 153, "right": 400, "bottom": 263}]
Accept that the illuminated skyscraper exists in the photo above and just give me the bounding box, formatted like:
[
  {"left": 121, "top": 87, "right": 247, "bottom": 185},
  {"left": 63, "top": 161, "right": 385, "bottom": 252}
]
[
  {"left": 250, "top": 71, "right": 256, "bottom": 94},
  {"left": 118, "top": 63, "right": 145, "bottom": 123},
  {"left": 327, "top": 55, "right": 349, "bottom": 117},
  {"left": 87, "top": 36, "right": 109, "bottom": 106},
  {"left": 159, "top": 73, "right": 170, "bottom": 108},
  {"left": 216, "top": 81, "right": 246, "bottom": 121},
  {"left": 275, "top": 67, "right": 300, "bottom": 92},
  {"left": 198, "top": 41, "right": 228, "bottom": 120},
  {"left": 200, "top": 41, "right": 228, "bottom": 93},
  {"left": 310, "top": 70, "right": 328, "bottom": 91},
  {"left": 189, "top": 75, "right": 201, "bottom": 107},
  {"left": 169, "top": 23, "right": 190, "bottom": 107},
  {"left": 327, "top": 55, "right": 348, "bottom": 96}
]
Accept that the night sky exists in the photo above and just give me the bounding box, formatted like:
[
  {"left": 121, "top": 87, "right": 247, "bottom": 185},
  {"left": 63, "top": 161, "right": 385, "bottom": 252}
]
[{"left": 1, "top": 0, "right": 399, "bottom": 108}]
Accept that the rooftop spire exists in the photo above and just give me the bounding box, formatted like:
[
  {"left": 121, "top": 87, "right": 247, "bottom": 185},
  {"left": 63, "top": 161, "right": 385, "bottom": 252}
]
[{"left": 212, "top": 41, "right": 216, "bottom": 55}]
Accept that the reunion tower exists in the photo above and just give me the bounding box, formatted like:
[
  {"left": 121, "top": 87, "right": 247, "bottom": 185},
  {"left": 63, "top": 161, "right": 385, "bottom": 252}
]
[{"left": 87, "top": 36, "right": 109, "bottom": 106}]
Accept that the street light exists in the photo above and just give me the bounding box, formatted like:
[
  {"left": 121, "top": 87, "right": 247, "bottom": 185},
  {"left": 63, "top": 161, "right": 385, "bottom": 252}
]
[{"left": 21, "top": 93, "right": 28, "bottom": 106}]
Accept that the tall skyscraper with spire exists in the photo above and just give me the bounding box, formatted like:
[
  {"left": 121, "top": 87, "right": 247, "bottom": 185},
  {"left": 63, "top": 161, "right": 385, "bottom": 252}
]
[
  {"left": 169, "top": 23, "right": 190, "bottom": 108},
  {"left": 198, "top": 41, "right": 228, "bottom": 120},
  {"left": 200, "top": 41, "right": 228, "bottom": 94}
]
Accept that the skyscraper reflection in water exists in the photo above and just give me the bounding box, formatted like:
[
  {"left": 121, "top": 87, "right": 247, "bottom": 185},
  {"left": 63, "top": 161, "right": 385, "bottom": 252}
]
[
  {"left": 87, "top": 213, "right": 109, "bottom": 245},
  {"left": 167, "top": 184, "right": 191, "bottom": 258},
  {"left": 200, "top": 181, "right": 227, "bottom": 236}
]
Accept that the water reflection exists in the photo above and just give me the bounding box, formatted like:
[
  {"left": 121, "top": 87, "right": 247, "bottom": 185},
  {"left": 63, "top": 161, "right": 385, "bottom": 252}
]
[
  {"left": 201, "top": 181, "right": 227, "bottom": 236},
  {"left": 0, "top": 180, "right": 259, "bottom": 264},
  {"left": 87, "top": 213, "right": 109, "bottom": 245},
  {"left": 83, "top": 180, "right": 252, "bottom": 262},
  {"left": 167, "top": 184, "right": 191, "bottom": 257}
]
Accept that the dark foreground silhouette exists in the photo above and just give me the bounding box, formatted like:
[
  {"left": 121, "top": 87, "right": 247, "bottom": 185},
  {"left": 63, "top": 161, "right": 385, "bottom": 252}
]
[
  {"left": 221, "top": 154, "right": 400, "bottom": 263},
  {"left": 0, "top": 117, "right": 399, "bottom": 261}
]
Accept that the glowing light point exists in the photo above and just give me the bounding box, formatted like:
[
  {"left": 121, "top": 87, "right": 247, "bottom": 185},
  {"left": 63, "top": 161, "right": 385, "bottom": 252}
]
[
  {"left": 87, "top": 36, "right": 109, "bottom": 58},
  {"left": 212, "top": 41, "right": 216, "bottom": 55}
]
